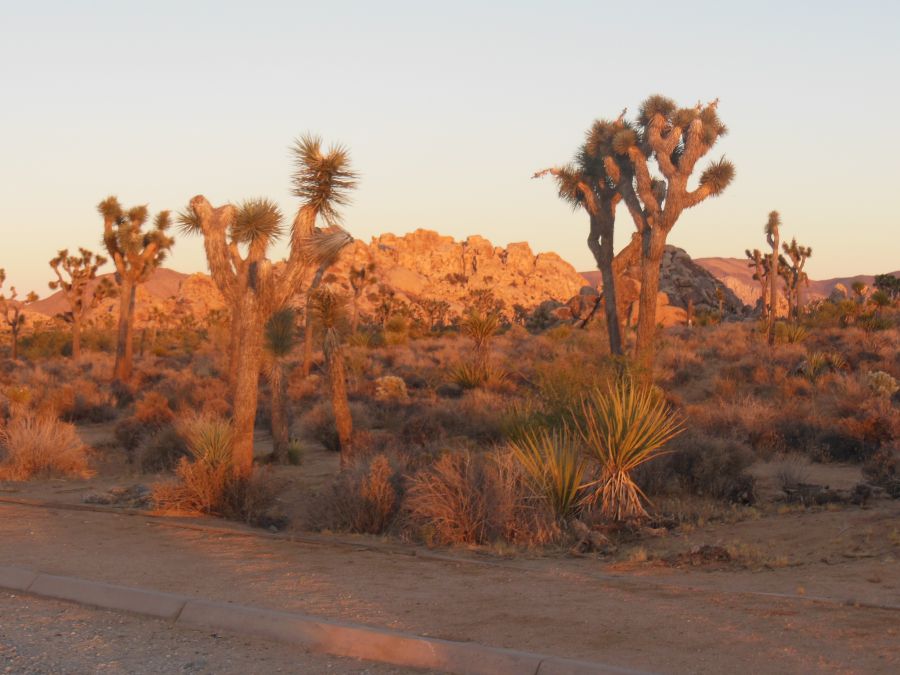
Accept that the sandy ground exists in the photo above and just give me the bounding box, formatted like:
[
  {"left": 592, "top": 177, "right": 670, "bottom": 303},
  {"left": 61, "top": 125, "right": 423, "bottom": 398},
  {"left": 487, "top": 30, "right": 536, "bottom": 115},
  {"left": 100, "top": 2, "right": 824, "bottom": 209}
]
[
  {"left": 0, "top": 591, "right": 423, "bottom": 674},
  {"left": 0, "top": 499, "right": 898, "bottom": 674}
]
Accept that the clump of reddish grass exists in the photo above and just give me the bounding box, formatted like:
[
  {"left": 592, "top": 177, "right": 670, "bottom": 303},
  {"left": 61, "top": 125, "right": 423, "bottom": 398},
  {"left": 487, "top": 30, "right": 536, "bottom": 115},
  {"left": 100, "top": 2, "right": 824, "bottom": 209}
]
[{"left": 0, "top": 413, "right": 93, "bottom": 480}]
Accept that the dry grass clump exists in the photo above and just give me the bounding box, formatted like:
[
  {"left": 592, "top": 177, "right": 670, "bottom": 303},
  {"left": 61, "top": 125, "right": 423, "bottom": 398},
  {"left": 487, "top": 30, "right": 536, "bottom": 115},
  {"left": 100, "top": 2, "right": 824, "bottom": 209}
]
[
  {"left": 404, "top": 450, "right": 559, "bottom": 547},
  {"left": 0, "top": 414, "right": 93, "bottom": 480},
  {"left": 152, "top": 415, "right": 280, "bottom": 525}
]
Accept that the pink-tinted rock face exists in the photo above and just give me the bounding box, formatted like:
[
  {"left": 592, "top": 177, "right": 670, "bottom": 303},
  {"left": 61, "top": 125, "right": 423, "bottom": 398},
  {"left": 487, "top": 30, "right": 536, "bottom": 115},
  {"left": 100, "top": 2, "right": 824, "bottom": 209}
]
[{"left": 27, "top": 229, "right": 587, "bottom": 326}]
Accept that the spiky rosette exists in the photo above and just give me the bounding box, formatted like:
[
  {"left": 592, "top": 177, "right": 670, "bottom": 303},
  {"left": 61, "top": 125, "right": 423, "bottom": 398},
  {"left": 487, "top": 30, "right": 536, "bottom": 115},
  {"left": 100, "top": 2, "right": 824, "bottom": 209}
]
[
  {"left": 291, "top": 134, "right": 358, "bottom": 226},
  {"left": 638, "top": 95, "right": 676, "bottom": 127},
  {"left": 765, "top": 210, "right": 781, "bottom": 236},
  {"left": 672, "top": 107, "right": 699, "bottom": 130},
  {"left": 698, "top": 157, "right": 735, "bottom": 195},
  {"left": 301, "top": 225, "right": 353, "bottom": 267},
  {"left": 97, "top": 196, "right": 123, "bottom": 222},
  {"left": 176, "top": 208, "right": 203, "bottom": 236},
  {"left": 611, "top": 128, "right": 637, "bottom": 155},
  {"left": 231, "top": 199, "right": 284, "bottom": 246}
]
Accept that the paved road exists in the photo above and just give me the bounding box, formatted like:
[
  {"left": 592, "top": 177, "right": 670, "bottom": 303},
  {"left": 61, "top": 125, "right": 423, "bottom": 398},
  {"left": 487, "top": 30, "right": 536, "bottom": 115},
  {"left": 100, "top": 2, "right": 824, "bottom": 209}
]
[{"left": 0, "top": 592, "right": 424, "bottom": 675}]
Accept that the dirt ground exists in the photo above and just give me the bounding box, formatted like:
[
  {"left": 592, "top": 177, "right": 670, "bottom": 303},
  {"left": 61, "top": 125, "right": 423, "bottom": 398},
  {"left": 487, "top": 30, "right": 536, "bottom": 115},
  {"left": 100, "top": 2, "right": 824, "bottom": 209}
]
[
  {"left": 1, "top": 423, "right": 898, "bottom": 673},
  {"left": 0, "top": 591, "right": 423, "bottom": 674}
]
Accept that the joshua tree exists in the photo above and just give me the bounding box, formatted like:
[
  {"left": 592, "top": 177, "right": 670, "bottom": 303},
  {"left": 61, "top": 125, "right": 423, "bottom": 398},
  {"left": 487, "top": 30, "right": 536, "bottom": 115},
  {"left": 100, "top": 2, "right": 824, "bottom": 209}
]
[
  {"left": 48, "top": 248, "right": 115, "bottom": 359},
  {"left": 778, "top": 238, "right": 812, "bottom": 318},
  {"left": 309, "top": 285, "right": 354, "bottom": 468},
  {"left": 348, "top": 261, "right": 377, "bottom": 334},
  {"left": 765, "top": 211, "right": 781, "bottom": 345},
  {"left": 534, "top": 114, "right": 645, "bottom": 356},
  {"left": 0, "top": 270, "right": 38, "bottom": 361},
  {"left": 181, "top": 134, "right": 356, "bottom": 477},
  {"left": 615, "top": 96, "right": 734, "bottom": 370},
  {"left": 744, "top": 248, "right": 770, "bottom": 319},
  {"left": 263, "top": 308, "right": 297, "bottom": 463},
  {"left": 98, "top": 197, "right": 175, "bottom": 381}
]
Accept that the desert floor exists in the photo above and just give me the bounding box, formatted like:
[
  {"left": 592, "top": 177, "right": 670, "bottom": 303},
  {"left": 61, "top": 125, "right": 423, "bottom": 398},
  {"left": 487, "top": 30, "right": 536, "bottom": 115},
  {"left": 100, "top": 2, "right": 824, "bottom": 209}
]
[{"left": 0, "top": 425, "right": 898, "bottom": 674}]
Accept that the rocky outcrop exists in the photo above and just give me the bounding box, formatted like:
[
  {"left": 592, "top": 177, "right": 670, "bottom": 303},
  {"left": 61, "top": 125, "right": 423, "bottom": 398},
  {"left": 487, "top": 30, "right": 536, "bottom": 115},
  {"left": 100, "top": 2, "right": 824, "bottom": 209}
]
[
  {"left": 325, "top": 229, "right": 587, "bottom": 319},
  {"left": 28, "top": 230, "right": 586, "bottom": 326}
]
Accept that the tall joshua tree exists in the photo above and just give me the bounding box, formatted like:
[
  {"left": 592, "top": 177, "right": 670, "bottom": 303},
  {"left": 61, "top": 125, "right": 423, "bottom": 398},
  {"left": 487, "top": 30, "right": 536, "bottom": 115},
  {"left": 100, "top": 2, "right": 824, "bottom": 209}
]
[
  {"left": 98, "top": 198, "right": 174, "bottom": 381},
  {"left": 779, "top": 237, "right": 812, "bottom": 319},
  {"left": 765, "top": 211, "right": 781, "bottom": 345},
  {"left": 182, "top": 134, "right": 356, "bottom": 477},
  {"left": 48, "top": 248, "right": 115, "bottom": 359},
  {"left": 309, "top": 284, "right": 354, "bottom": 468},
  {"left": 0, "top": 270, "right": 38, "bottom": 361},
  {"left": 616, "top": 96, "right": 734, "bottom": 370},
  {"left": 534, "top": 114, "right": 644, "bottom": 356}
]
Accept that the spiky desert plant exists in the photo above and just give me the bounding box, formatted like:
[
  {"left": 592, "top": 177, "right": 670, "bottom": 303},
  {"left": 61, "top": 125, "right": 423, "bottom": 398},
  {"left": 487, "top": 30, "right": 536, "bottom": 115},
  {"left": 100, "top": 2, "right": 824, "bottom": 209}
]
[
  {"left": 575, "top": 378, "right": 683, "bottom": 521},
  {"left": 48, "top": 248, "right": 115, "bottom": 359},
  {"left": 508, "top": 427, "right": 586, "bottom": 521},
  {"left": 97, "top": 197, "right": 174, "bottom": 381},
  {"left": 460, "top": 308, "right": 500, "bottom": 364},
  {"left": 309, "top": 284, "right": 354, "bottom": 468},
  {"left": 263, "top": 308, "right": 296, "bottom": 462},
  {"left": 606, "top": 96, "right": 734, "bottom": 371},
  {"left": 779, "top": 237, "right": 812, "bottom": 319},
  {"left": 534, "top": 113, "right": 646, "bottom": 356},
  {"left": 181, "top": 134, "right": 356, "bottom": 477},
  {"left": 0, "top": 269, "right": 38, "bottom": 361}
]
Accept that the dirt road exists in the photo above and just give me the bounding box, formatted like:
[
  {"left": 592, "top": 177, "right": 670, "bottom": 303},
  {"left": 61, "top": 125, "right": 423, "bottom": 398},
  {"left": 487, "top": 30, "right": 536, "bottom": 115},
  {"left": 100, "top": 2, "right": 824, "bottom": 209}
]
[{"left": 1, "top": 501, "right": 898, "bottom": 673}]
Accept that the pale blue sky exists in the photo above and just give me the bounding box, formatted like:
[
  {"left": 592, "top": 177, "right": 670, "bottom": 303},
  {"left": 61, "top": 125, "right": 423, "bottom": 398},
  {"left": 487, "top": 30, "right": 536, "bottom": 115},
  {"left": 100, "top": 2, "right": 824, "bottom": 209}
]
[{"left": 1, "top": 0, "right": 897, "bottom": 295}]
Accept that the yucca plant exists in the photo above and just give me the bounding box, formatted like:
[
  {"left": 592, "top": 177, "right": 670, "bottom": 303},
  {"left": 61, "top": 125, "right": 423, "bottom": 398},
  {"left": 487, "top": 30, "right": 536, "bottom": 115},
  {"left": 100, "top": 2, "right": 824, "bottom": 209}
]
[
  {"left": 460, "top": 309, "right": 500, "bottom": 363},
  {"left": 450, "top": 361, "right": 509, "bottom": 390},
  {"left": 180, "top": 415, "right": 234, "bottom": 469},
  {"left": 508, "top": 427, "right": 585, "bottom": 521},
  {"left": 575, "top": 379, "right": 683, "bottom": 521},
  {"left": 777, "top": 322, "right": 808, "bottom": 344}
]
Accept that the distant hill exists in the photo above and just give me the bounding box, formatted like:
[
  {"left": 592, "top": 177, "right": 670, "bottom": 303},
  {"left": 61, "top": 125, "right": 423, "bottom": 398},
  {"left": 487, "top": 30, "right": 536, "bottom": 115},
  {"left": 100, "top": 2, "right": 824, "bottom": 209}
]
[
  {"left": 29, "top": 268, "right": 188, "bottom": 318},
  {"left": 693, "top": 257, "right": 899, "bottom": 307}
]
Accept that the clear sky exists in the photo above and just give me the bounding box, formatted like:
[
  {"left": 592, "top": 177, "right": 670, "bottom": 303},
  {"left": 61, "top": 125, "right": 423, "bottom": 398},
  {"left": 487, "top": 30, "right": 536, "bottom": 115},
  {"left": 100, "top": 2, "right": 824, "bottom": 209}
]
[{"left": 1, "top": 0, "right": 897, "bottom": 296}]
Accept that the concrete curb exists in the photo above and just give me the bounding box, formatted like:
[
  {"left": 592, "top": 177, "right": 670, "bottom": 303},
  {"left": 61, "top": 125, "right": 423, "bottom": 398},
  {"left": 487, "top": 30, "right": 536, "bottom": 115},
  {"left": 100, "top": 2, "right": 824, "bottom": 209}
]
[{"left": 0, "top": 565, "right": 643, "bottom": 675}]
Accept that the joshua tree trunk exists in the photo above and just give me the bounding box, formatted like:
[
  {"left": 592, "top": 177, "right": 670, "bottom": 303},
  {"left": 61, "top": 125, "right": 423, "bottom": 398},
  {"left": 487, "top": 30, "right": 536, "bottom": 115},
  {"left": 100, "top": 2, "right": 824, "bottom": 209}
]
[
  {"left": 635, "top": 229, "right": 666, "bottom": 372},
  {"left": 587, "top": 212, "right": 623, "bottom": 356},
  {"left": 231, "top": 297, "right": 264, "bottom": 477},
  {"left": 269, "top": 363, "right": 289, "bottom": 463},
  {"left": 767, "top": 228, "right": 779, "bottom": 346},
  {"left": 302, "top": 265, "right": 326, "bottom": 377},
  {"left": 11, "top": 326, "right": 19, "bottom": 361},
  {"left": 113, "top": 278, "right": 136, "bottom": 381},
  {"left": 325, "top": 341, "right": 353, "bottom": 469}
]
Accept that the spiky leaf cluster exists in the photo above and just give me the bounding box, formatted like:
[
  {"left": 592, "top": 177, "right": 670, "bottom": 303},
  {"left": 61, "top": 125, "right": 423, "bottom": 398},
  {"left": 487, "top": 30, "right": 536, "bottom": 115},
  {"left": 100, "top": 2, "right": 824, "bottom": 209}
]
[
  {"left": 231, "top": 199, "right": 284, "bottom": 246},
  {"left": 291, "top": 134, "right": 358, "bottom": 227}
]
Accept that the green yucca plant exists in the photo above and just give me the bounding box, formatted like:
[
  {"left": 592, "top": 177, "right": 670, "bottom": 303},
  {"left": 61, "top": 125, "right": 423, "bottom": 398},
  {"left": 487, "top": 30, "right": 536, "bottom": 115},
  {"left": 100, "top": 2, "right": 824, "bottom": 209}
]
[
  {"left": 450, "top": 361, "right": 509, "bottom": 390},
  {"left": 777, "top": 322, "right": 808, "bottom": 344},
  {"left": 575, "top": 379, "right": 684, "bottom": 521},
  {"left": 461, "top": 310, "right": 500, "bottom": 357},
  {"left": 180, "top": 416, "right": 234, "bottom": 470},
  {"left": 508, "top": 427, "right": 585, "bottom": 521}
]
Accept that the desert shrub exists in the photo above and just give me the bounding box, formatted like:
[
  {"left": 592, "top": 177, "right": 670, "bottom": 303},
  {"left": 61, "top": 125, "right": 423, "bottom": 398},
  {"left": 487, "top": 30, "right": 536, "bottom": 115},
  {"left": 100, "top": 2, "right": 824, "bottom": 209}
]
[
  {"left": 0, "top": 414, "right": 92, "bottom": 480},
  {"left": 575, "top": 379, "right": 684, "bottom": 521},
  {"left": 374, "top": 375, "right": 409, "bottom": 402},
  {"left": 404, "top": 450, "right": 558, "bottom": 547},
  {"left": 508, "top": 427, "right": 585, "bottom": 520},
  {"left": 863, "top": 370, "right": 899, "bottom": 398},
  {"left": 137, "top": 426, "right": 189, "bottom": 473},
  {"left": 133, "top": 391, "right": 175, "bottom": 426},
  {"left": 449, "top": 361, "right": 508, "bottom": 390},
  {"left": 298, "top": 400, "right": 373, "bottom": 452},
  {"left": 308, "top": 454, "right": 403, "bottom": 534},
  {"left": 152, "top": 415, "right": 281, "bottom": 526},
  {"left": 655, "top": 432, "right": 756, "bottom": 504},
  {"left": 822, "top": 411, "right": 894, "bottom": 462}
]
